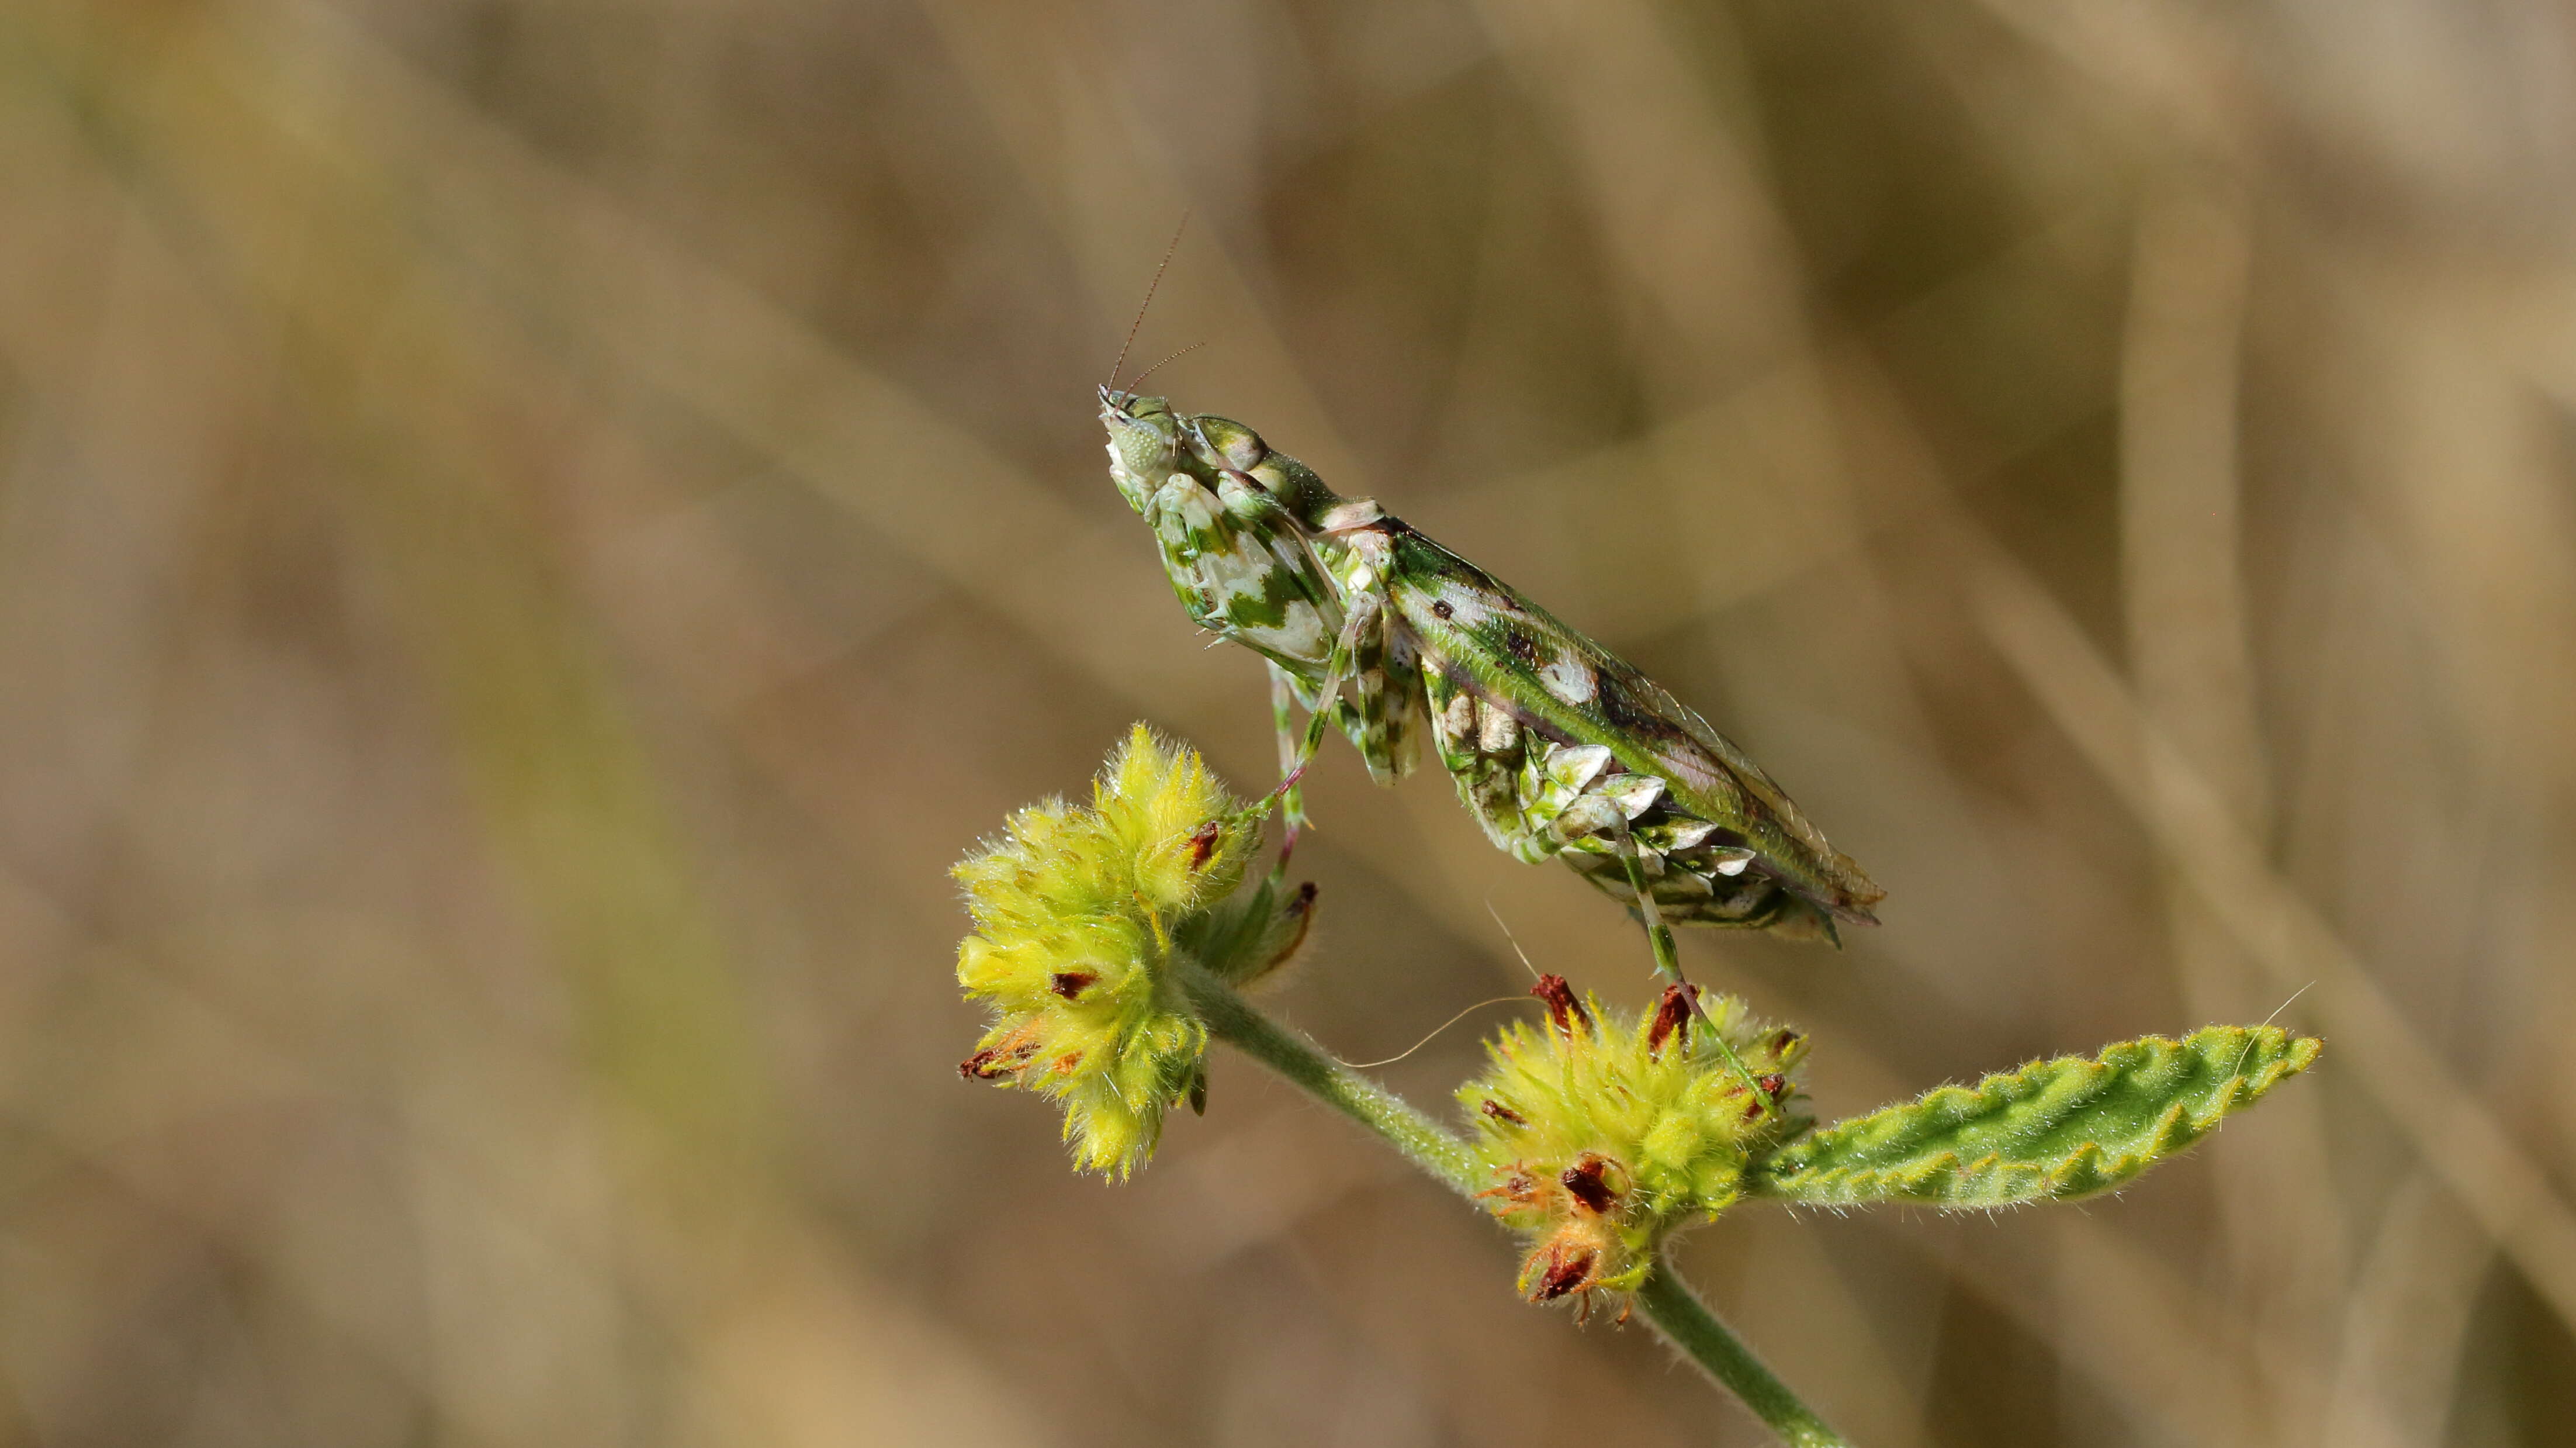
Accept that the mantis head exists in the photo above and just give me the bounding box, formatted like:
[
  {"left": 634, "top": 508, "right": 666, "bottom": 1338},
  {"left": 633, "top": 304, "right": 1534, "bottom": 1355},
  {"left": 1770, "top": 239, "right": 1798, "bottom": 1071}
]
[{"left": 1099, "top": 386, "right": 1183, "bottom": 513}]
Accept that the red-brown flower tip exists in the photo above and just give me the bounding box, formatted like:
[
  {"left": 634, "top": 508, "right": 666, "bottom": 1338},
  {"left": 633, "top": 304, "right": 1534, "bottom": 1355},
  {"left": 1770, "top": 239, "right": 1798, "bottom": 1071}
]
[
  {"left": 960, "top": 1042, "right": 1029, "bottom": 1080},
  {"left": 1047, "top": 970, "right": 1099, "bottom": 1000},
  {"left": 1757, "top": 1074, "right": 1788, "bottom": 1099},
  {"left": 1480, "top": 1098, "right": 1528, "bottom": 1126},
  {"left": 1477, "top": 1170, "right": 1540, "bottom": 1209},
  {"left": 959, "top": 1022, "right": 1043, "bottom": 1080},
  {"left": 1259, "top": 881, "right": 1318, "bottom": 977},
  {"left": 1531, "top": 974, "right": 1591, "bottom": 1036},
  {"left": 1646, "top": 982, "right": 1701, "bottom": 1056},
  {"left": 1186, "top": 820, "right": 1224, "bottom": 870},
  {"left": 1532, "top": 1240, "right": 1598, "bottom": 1301},
  {"left": 1559, "top": 1153, "right": 1619, "bottom": 1215}
]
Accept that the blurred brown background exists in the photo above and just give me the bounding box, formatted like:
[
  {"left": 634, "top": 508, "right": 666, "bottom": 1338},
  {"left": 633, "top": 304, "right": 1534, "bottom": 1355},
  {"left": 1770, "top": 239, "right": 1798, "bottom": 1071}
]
[{"left": 2, "top": 1, "right": 2574, "bottom": 1444}]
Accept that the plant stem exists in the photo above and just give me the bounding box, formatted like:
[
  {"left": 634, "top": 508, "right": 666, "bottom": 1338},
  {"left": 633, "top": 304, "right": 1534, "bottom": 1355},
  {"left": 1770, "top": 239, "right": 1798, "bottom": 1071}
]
[
  {"left": 1636, "top": 1248, "right": 1853, "bottom": 1447},
  {"left": 1174, "top": 958, "right": 1851, "bottom": 1447},
  {"left": 1175, "top": 958, "right": 1479, "bottom": 1195}
]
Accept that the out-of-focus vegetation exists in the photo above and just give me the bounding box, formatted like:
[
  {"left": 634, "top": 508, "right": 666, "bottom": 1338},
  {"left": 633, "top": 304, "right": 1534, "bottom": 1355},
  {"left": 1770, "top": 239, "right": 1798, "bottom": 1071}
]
[{"left": 0, "top": 1, "right": 2571, "bottom": 1444}]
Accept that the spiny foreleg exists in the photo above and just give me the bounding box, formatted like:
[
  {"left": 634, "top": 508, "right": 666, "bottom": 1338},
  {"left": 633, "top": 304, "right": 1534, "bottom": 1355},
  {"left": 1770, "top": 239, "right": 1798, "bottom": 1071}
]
[
  {"left": 1261, "top": 534, "right": 1400, "bottom": 806},
  {"left": 1266, "top": 662, "right": 1311, "bottom": 872}
]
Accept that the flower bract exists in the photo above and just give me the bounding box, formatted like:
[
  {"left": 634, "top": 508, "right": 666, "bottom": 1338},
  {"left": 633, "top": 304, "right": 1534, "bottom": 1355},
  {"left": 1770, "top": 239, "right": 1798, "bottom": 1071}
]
[
  {"left": 953, "top": 725, "right": 1253, "bottom": 1176},
  {"left": 1460, "top": 977, "right": 1810, "bottom": 1309}
]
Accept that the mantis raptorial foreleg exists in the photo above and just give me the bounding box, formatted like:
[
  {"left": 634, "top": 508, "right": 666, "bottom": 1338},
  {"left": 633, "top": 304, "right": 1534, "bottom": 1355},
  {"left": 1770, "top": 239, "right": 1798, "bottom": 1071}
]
[
  {"left": 1266, "top": 662, "right": 1311, "bottom": 871},
  {"left": 1264, "top": 547, "right": 1391, "bottom": 805}
]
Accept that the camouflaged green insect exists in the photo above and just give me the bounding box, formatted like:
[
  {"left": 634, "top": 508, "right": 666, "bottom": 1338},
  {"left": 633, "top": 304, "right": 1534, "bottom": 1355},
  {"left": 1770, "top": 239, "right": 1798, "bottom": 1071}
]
[{"left": 1099, "top": 385, "right": 1883, "bottom": 948}]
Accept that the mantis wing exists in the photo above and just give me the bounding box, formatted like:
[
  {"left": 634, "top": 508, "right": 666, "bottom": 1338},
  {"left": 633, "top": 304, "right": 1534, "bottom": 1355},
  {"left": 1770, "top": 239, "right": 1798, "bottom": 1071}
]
[{"left": 1381, "top": 526, "right": 1882, "bottom": 927}]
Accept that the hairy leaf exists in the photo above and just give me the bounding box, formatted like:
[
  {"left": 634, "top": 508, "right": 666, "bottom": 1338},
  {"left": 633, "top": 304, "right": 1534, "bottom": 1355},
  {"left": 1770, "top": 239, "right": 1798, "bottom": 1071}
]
[{"left": 1751, "top": 1026, "right": 2321, "bottom": 1208}]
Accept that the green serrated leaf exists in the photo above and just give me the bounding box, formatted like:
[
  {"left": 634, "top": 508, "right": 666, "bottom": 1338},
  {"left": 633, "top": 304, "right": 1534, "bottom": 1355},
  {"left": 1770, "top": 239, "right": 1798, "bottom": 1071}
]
[{"left": 1750, "top": 1026, "right": 2322, "bottom": 1209}]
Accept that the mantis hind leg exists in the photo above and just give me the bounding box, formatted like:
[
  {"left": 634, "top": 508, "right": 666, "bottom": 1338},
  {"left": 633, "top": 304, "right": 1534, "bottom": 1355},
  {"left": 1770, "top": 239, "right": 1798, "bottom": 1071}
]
[
  {"left": 1551, "top": 795, "right": 1691, "bottom": 989},
  {"left": 1611, "top": 829, "right": 1686, "bottom": 986},
  {"left": 1595, "top": 817, "right": 1773, "bottom": 1118},
  {"left": 1421, "top": 673, "right": 1778, "bottom": 1117}
]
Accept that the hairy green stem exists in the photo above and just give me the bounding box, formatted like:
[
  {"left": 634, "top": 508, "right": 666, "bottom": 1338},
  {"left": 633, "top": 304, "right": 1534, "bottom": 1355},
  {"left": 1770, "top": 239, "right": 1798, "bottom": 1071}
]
[
  {"left": 1636, "top": 1250, "right": 1853, "bottom": 1447},
  {"left": 1175, "top": 958, "right": 1480, "bottom": 1194},
  {"left": 1173, "top": 957, "right": 1849, "bottom": 1447}
]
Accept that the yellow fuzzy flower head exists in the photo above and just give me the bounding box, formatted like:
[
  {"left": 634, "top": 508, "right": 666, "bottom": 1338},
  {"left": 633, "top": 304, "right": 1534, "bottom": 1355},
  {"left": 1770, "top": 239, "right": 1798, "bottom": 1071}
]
[
  {"left": 1460, "top": 977, "right": 1810, "bottom": 1311},
  {"left": 953, "top": 726, "right": 1257, "bottom": 1177}
]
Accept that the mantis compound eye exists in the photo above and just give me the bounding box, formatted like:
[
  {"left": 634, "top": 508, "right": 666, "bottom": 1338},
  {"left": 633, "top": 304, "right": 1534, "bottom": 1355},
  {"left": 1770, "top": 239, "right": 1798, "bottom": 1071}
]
[{"left": 1186, "top": 415, "right": 1269, "bottom": 473}]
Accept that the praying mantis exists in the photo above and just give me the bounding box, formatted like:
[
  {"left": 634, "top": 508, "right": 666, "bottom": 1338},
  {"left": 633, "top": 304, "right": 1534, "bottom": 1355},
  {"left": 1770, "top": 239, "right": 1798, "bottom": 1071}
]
[{"left": 1097, "top": 382, "right": 1883, "bottom": 982}]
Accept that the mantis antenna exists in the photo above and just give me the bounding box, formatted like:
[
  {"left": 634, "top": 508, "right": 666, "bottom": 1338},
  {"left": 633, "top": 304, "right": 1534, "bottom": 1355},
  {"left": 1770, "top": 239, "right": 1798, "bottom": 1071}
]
[{"left": 1106, "top": 212, "right": 1189, "bottom": 392}]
